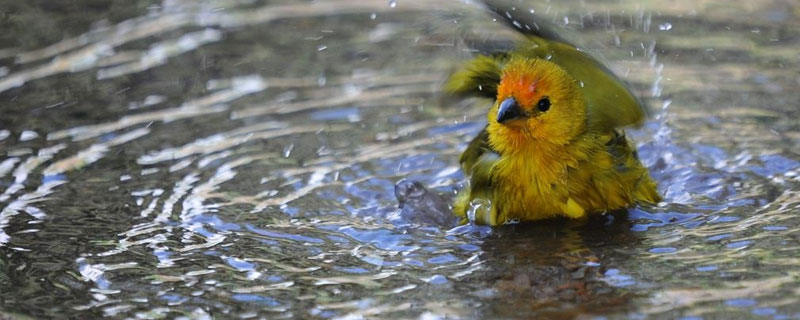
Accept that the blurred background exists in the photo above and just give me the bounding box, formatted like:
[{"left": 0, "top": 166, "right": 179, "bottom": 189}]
[{"left": 0, "top": 0, "right": 799, "bottom": 318}]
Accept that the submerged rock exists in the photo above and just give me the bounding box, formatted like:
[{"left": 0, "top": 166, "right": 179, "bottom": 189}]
[{"left": 394, "top": 179, "right": 459, "bottom": 227}]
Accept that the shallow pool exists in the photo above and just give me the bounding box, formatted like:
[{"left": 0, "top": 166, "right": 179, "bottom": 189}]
[{"left": 0, "top": 0, "right": 799, "bottom": 318}]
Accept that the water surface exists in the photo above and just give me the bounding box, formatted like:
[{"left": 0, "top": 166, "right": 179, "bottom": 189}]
[{"left": 1, "top": 0, "right": 799, "bottom": 318}]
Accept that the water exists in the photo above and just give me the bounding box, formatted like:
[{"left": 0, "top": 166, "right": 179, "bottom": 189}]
[{"left": 1, "top": 0, "right": 799, "bottom": 318}]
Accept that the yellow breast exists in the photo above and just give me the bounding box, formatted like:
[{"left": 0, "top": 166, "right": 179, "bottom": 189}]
[{"left": 489, "top": 143, "right": 581, "bottom": 224}]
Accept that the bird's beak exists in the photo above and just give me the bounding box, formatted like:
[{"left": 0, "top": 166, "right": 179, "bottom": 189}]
[{"left": 496, "top": 98, "right": 527, "bottom": 128}]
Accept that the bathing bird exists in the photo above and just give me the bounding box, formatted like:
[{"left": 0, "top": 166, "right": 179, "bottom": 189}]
[{"left": 447, "top": 3, "right": 661, "bottom": 225}]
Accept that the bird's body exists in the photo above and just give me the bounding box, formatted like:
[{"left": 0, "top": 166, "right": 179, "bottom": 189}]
[{"left": 447, "top": 16, "right": 660, "bottom": 226}]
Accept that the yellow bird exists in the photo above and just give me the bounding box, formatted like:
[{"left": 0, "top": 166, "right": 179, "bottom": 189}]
[{"left": 446, "top": 6, "right": 661, "bottom": 226}]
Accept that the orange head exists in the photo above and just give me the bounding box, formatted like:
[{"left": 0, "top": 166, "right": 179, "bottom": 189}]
[{"left": 486, "top": 56, "right": 587, "bottom": 154}]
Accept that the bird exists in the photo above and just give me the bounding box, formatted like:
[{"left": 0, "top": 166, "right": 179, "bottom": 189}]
[{"left": 445, "top": 3, "right": 661, "bottom": 226}]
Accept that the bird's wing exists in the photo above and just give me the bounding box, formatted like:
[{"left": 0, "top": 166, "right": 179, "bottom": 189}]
[
  {"left": 444, "top": 54, "right": 505, "bottom": 99},
  {"left": 459, "top": 126, "right": 494, "bottom": 173},
  {"left": 483, "top": 0, "right": 647, "bottom": 131},
  {"left": 460, "top": 127, "right": 500, "bottom": 202},
  {"left": 518, "top": 38, "right": 646, "bottom": 131},
  {"left": 460, "top": 127, "right": 500, "bottom": 188}
]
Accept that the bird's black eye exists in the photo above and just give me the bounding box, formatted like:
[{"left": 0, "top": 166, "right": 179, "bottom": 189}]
[{"left": 537, "top": 97, "right": 551, "bottom": 112}]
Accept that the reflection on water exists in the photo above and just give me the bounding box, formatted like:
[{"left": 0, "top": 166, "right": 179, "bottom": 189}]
[{"left": 1, "top": 0, "right": 799, "bottom": 318}]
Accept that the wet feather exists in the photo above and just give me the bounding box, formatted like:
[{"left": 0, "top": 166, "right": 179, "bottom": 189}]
[{"left": 448, "top": 14, "right": 660, "bottom": 226}]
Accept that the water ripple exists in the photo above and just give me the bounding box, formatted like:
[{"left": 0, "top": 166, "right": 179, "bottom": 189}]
[{"left": 1, "top": 0, "right": 799, "bottom": 319}]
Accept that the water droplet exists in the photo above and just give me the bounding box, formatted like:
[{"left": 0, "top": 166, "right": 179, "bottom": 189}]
[
  {"left": 370, "top": 13, "right": 377, "bottom": 20},
  {"left": 388, "top": 0, "right": 396, "bottom": 8},
  {"left": 579, "top": 81, "right": 584, "bottom": 88},
  {"left": 529, "top": 9, "right": 535, "bottom": 14},
  {"left": 467, "top": 198, "right": 492, "bottom": 225},
  {"left": 317, "top": 45, "right": 327, "bottom": 51},
  {"left": 659, "top": 22, "right": 672, "bottom": 31},
  {"left": 283, "top": 144, "right": 294, "bottom": 158}
]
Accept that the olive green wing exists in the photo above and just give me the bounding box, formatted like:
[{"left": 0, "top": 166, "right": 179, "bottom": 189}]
[
  {"left": 459, "top": 127, "right": 499, "bottom": 202},
  {"left": 444, "top": 54, "right": 506, "bottom": 99},
  {"left": 484, "top": 0, "right": 647, "bottom": 131},
  {"left": 460, "top": 127, "right": 493, "bottom": 173},
  {"left": 604, "top": 130, "right": 662, "bottom": 204},
  {"left": 517, "top": 38, "right": 646, "bottom": 132}
]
